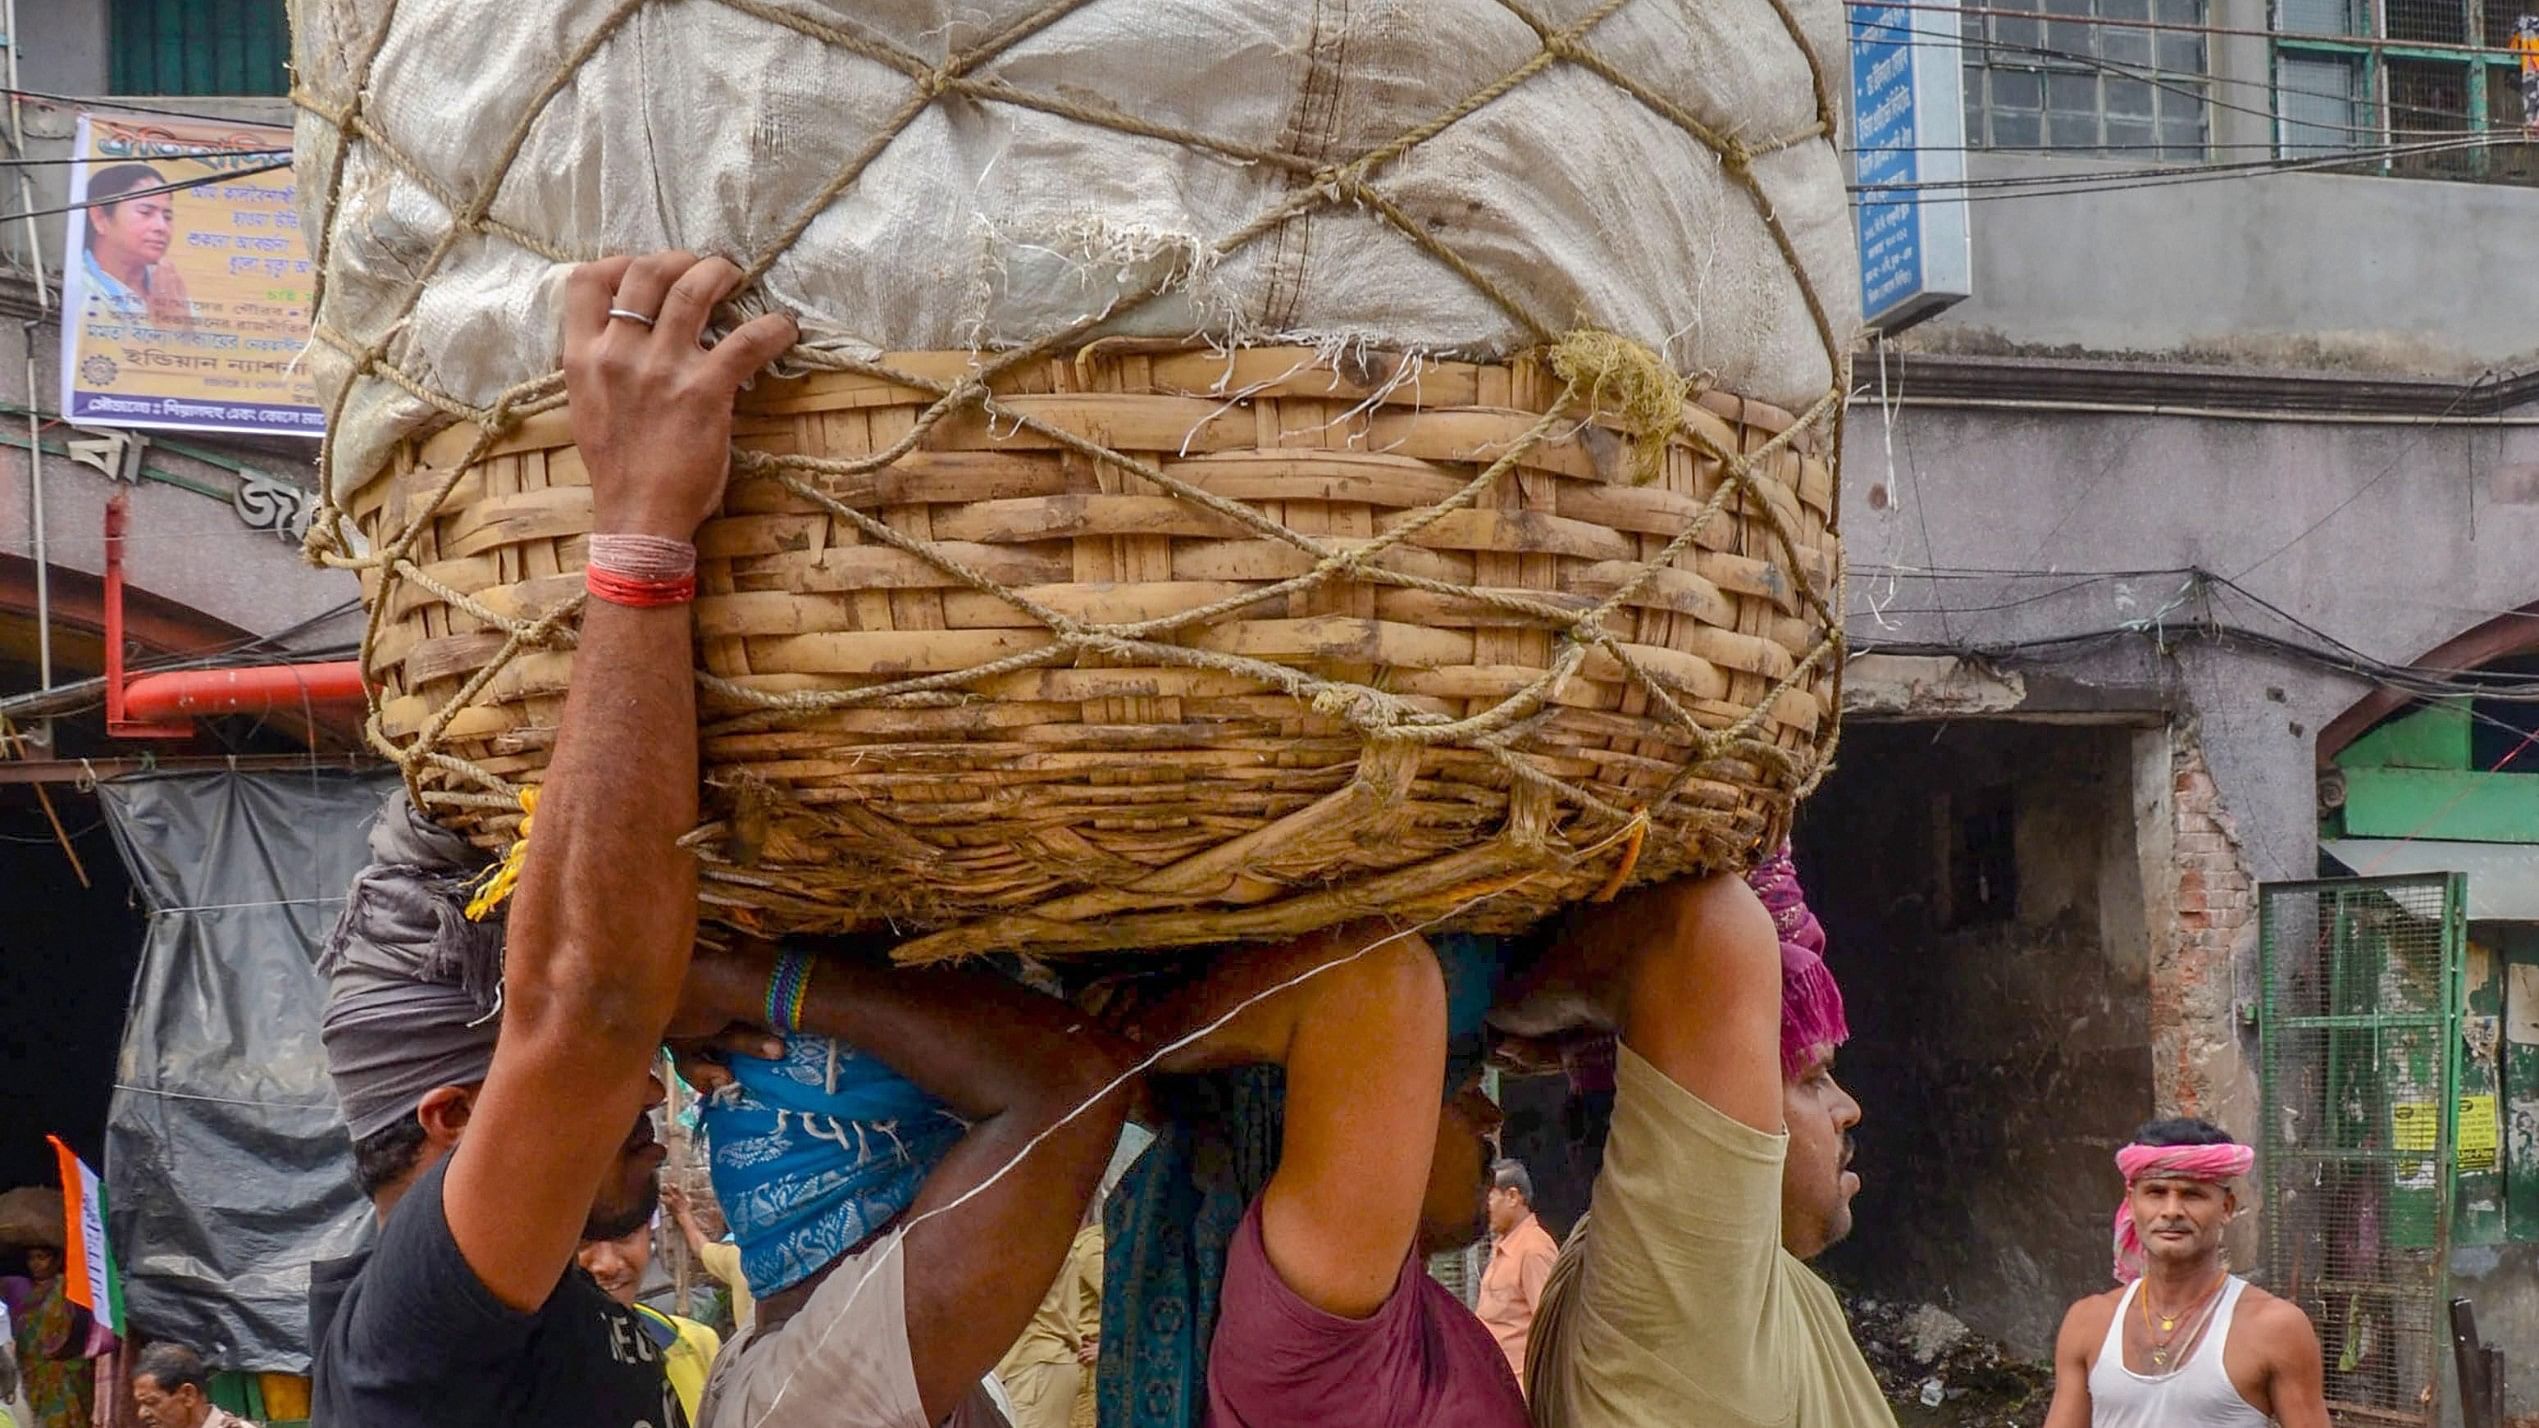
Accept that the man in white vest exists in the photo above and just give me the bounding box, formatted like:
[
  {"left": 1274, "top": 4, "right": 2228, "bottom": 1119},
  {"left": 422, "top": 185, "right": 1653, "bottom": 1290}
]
[{"left": 2042, "top": 1119, "right": 2328, "bottom": 1428}]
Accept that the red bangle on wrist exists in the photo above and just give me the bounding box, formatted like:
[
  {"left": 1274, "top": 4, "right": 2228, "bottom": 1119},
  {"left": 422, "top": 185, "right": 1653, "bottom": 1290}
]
[
  {"left": 585, "top": 566, "right": 698, "bottom": 607},
  {"left": 585, "top": 532, "right": 698, "bottom": 608}
]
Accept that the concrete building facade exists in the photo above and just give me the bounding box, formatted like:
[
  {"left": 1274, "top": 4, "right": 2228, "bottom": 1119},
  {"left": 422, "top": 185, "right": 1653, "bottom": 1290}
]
[
  {"left": 0, "top": 0, "right": 351, "bottom": 1264},
  {"left": 1822, "top": 0, "right": 2539, "bottom": 1408}
]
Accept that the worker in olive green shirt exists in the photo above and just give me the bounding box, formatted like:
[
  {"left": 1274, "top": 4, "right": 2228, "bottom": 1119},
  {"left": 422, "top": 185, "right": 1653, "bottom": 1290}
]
[{"left": 1493, "top": 846, "right": 1894, "bottom": 1428}]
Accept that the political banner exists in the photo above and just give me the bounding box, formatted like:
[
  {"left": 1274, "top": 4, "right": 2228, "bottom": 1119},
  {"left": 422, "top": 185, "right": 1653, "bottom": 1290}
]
[
  {"left": 47, "top": 1136, "right": 123, "bottom": 1337},
  {"left": 59, "top": 111, "right": 320, "bottom": 438}
]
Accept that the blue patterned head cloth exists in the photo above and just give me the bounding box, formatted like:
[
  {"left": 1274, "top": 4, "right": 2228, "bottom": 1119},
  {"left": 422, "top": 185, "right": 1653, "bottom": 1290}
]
[{"left": 700, "top": 1033, "right": 966, "bottom": 1296}]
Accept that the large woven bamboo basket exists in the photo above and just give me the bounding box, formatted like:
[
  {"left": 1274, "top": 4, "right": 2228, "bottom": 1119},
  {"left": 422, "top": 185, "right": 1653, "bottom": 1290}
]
[{"left": 350, "top": 340, "right": 1841, "bottom": 960}]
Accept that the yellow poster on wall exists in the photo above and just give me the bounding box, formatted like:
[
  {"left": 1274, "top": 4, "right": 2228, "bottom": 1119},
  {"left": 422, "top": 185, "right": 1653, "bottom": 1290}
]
[
  {"left": 58, "top": 112, "right": 319, "bottom": 437},
  {"left": 2390, "top": 1093, "right": 2500, "bottom": 1174}
]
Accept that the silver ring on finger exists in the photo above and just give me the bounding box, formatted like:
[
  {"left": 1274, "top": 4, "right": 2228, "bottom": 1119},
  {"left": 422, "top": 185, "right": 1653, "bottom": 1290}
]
[{"left": 606, "top": 306, "right": 658, "bottom": 328}]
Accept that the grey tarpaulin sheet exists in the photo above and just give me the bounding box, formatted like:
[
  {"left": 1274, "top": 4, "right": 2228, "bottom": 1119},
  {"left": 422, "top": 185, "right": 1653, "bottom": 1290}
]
[{"left": 97, "top": 769, "right": 396, "bottom": 1371}]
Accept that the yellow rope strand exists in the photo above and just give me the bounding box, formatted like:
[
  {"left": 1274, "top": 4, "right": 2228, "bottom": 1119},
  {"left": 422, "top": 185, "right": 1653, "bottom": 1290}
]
[{"left": 464, "top": 784, "right": 539, "bottom": 922}]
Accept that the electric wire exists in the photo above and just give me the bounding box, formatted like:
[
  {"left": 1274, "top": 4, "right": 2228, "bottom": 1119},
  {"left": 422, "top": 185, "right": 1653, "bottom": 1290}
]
[
  {"left": 0, "top": 160, "right": 291, "bottom": 229},
  {"left": 0, "top": 87, "right": 294, "bottom": 130},
  {"left": 1854, "top": 133, "right": 2507, "bottom": 196},
  {"left": 1853, "top": 566, "right": 2539, "bottom": 700},
  {"left": 0, "top": 148, "right": 289, "bottom": 169},
  {"left": 1849, "top": 0, "right": 2539, "bottom": 65}
]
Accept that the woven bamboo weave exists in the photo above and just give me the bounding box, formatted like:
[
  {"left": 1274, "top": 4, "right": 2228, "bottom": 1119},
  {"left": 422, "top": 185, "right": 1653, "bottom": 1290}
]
[{"left": 350, "top": 342, "right": 1840, "bottom": 958}]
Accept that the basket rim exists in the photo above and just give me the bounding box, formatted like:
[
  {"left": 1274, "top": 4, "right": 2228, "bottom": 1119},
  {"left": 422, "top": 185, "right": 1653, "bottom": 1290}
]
[{"left": 403, "top": 343, "right": 1827, "bottom": 478}]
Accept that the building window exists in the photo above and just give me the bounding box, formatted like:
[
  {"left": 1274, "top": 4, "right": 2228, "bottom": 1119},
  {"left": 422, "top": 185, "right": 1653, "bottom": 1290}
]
[
  {"left": 110, "top": 0, "right": 289, "bottom": 97},
  {"left": 2274, "top": 0, "right": 2539, "bottom": 183},
  {"left": 1946, "top": 786, "right": 2019, "bottom": 928},
  {"left": 1961, "top": 0, "right": 2213, "bottom": 158}
]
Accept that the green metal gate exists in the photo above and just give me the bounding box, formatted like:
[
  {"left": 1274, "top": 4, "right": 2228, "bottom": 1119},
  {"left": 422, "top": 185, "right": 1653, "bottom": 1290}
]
[{"left": 2258, "top": 873, "right": 2465, "bottom": 1426}]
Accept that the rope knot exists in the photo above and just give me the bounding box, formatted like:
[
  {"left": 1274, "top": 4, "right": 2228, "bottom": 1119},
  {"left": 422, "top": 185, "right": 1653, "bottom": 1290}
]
[
  {"left": 917, "top": 67, "right": 953, "bottom": 98},
  {"left": 1548, "top": 329, "right": 1688, "bottom": 485},
  {"left": 1311, "top": 684, "right": 1400, "bottom": 731},
  {"left": 1542, "top": 33, "right": 1584, "bottom": 62},
  {"left": 1312, "top": 164, "right": 1371, "bottom": 205},
  {"left": 301, "top": 512, "right": 345, "bottom": 565}
]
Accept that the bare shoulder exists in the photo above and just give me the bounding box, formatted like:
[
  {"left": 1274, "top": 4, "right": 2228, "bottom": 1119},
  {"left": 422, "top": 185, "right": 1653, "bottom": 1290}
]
[
  {"left": 2058, "top": 1289, "right": 2125, "bottom": 1354},
  {"left": 2235, "top": 1286, "right": 2323, "bottom": 1349}
]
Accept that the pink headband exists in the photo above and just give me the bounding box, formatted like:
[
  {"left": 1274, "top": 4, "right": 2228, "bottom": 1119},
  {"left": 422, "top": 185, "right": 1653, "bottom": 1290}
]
[
  {"left": 2109, "top": 1142, "right": 2253, "bottom": 1283},
  {"left": 1744, "top": 843, "right": 1850, "bottom": 1081},
  {"left": 1558, "top": 847, "right": 1847, "bottom": 1098}
]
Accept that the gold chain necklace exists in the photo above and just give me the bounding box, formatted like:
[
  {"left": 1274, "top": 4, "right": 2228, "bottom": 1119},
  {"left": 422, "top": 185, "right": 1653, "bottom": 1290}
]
[{"left": 2141, "top": 1271, "right": 2227, "bottom": 1370}]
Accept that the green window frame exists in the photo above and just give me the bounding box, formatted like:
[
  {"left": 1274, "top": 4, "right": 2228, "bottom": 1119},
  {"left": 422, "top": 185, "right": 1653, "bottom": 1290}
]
[
  {"left": 110, "top": 0, "right": 290, "bottom": 98},
  {"left": 2271, "top": 0, "right": 2539, "bottom": 182},
  {"left": 1960, "top": 0, "right": 2215, "bottom": 159}
]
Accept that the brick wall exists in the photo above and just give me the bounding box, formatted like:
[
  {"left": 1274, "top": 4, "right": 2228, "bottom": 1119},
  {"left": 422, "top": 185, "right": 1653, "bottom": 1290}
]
[{"left": 2156, "top": 729, "right": 2255, "bottom": 1119}]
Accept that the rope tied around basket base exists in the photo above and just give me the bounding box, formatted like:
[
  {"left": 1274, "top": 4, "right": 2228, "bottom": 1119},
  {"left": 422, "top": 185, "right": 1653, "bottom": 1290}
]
[{"left": 401, "top": 338, "right": 1827, "bottom": 793}]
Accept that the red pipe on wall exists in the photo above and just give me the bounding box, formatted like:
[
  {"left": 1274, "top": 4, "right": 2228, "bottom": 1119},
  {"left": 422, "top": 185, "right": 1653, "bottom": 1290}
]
[
  {"left": 103, "top": 491, "right": 191, "bottom": 739},
  {"left": 103, "top": 492, "right": 370, "bottom": 737},
  {"left": 122, "top": 661, "right": 370, "bottom": 721}
]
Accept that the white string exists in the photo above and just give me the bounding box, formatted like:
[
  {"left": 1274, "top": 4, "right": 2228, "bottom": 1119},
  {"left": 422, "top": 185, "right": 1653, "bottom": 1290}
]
[
  {"left": 111, "top": 1084, "right": 336, "bottom": 1111},
  {"left": 741, "top": 885, "right": 1523, "bottom": 1428},
  {"left": 1861, "top": 339, "right": 1905, "bottom": 636},
  {"left": 139, "top": 895, "right": 347, "bottom": 915}
]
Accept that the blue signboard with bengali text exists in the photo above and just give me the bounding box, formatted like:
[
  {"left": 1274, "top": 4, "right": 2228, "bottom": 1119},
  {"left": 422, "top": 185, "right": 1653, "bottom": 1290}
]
[{"left": 1852, "top": 2, "right": 1973, "bottom": 332}]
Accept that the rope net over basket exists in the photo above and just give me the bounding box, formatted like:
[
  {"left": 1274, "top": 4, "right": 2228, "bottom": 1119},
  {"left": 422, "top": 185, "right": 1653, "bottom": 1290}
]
[{"left": 292, "top": 0, "right": 1859, "bottom": 959}]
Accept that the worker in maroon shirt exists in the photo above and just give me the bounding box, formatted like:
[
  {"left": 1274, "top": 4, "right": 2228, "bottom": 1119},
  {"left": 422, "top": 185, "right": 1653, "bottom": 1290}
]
[
  {"left": 1131, "top": 842, "right": 1875, "bottom": 1428},
  {"left": 1129, "top": 923, "right": 1530, "bottom": 1428}
]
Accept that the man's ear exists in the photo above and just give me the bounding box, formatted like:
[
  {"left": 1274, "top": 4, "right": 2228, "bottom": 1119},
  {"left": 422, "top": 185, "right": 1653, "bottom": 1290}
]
[{"left": 415, "top": 1084, "right": 478, "bottom": 1150}]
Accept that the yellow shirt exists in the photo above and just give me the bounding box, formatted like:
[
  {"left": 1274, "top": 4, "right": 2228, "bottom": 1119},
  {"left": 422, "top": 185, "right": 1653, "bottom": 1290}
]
[
  {"left": 632, "top": 1305, "right": 722, "bottom": 1427},
  {"left": 1527, "top": 1046, "right": 1894, "bottom": 1428},
  {"left": 696, "top": 1239, "right": 757, "bottom": 1332},
  {"left": 998, "top": 1223, "right": 1105, "bottom": 1373}
]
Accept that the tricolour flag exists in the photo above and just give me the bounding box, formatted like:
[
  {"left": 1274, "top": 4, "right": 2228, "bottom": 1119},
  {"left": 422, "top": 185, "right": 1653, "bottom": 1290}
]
[{"left": 46, "top": 1136, "right": 124, "bottom": 1336}]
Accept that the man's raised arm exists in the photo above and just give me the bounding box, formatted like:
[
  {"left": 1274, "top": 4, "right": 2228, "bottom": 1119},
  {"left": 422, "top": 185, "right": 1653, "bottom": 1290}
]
[
  {"left": 1495, "top": 872, "right": 1785, "bottom": 1132},
  {"left": 443, "top": 251, "right": 796, "bottom": 1310}
]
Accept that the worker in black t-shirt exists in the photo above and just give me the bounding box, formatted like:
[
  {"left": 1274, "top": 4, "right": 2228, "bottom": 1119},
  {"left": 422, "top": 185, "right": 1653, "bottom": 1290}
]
[{"left": 307, "top": 251, "right": 798, "bottom": 1428}]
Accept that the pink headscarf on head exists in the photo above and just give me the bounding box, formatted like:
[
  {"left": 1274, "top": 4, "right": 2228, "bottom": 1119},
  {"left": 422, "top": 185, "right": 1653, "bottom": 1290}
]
[
  {"left": 1558, "top": 844, "right": 1849, "bottom": 1096},
  {"left": 2109, "top": 1141, "right": 2254, "bottom": 1283},
  {"left": 1744, "top": 843, "right": 1851, "bottom": 1082}
]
